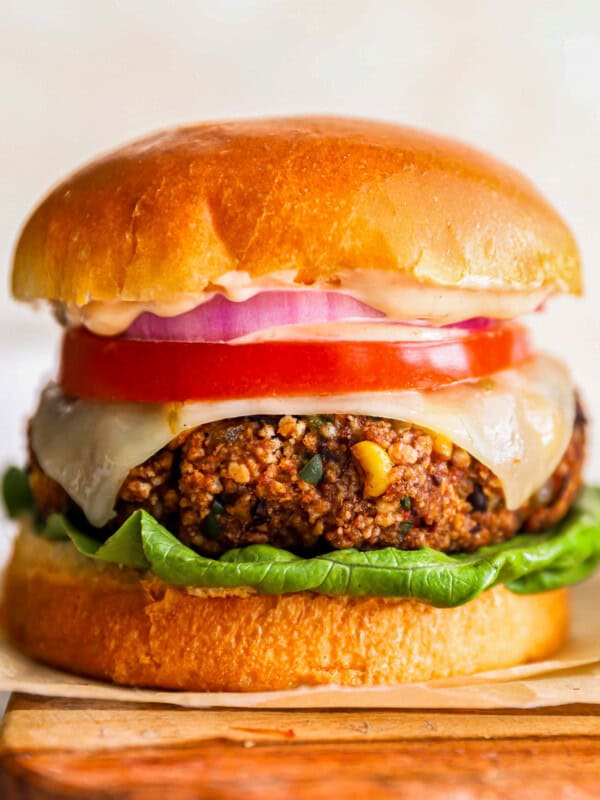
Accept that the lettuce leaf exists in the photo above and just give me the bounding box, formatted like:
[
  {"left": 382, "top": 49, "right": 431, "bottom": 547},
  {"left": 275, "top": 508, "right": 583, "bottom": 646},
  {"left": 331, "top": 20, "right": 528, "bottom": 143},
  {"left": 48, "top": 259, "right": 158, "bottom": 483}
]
[
  {"left": 4, "top": 466, "right": 600, "bottom": 607},
  {"left": 2, "top": 467, "right": 34, "bottom": 519}
]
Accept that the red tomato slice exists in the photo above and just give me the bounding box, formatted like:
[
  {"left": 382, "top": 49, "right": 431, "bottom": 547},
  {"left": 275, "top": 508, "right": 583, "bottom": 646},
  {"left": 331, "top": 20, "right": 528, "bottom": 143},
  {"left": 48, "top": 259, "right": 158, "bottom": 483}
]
[{"left": 59, "top": 324, "right": 533, "bottom": 403}]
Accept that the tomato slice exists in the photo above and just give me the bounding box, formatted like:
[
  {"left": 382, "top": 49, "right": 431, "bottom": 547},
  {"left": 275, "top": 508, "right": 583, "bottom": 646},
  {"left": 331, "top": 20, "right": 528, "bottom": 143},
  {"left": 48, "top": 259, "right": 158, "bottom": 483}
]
[{"left": 59, "top": 324, "right": 532, "bottom": 403}]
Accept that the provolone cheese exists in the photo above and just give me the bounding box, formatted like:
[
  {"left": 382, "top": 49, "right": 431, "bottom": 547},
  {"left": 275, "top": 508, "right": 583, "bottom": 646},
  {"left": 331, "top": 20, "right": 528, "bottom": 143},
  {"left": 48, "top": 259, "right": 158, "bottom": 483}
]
[{"left": 31, "top": 355, "right": 575, "bottom": 527}]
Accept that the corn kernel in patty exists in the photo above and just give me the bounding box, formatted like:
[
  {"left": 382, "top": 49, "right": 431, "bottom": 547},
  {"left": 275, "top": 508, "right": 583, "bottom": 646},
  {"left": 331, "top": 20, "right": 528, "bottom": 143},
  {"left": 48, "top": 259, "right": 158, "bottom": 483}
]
[{"left": 351, "top": 440, "right": 394, "bottom": 497}]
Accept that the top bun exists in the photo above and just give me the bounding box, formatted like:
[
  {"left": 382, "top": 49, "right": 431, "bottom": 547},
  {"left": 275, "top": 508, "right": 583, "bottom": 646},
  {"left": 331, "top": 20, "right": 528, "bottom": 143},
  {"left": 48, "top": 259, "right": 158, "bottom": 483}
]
[{"left": 12, "top": 116, "right": 581, "bottom": 305}]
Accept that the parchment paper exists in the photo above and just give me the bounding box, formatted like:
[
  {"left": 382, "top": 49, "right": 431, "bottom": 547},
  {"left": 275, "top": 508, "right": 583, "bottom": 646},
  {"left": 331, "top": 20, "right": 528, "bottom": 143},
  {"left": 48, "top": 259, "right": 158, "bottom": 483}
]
[{"left": 1, "top": 575, "right": 599, "bottom": 708}]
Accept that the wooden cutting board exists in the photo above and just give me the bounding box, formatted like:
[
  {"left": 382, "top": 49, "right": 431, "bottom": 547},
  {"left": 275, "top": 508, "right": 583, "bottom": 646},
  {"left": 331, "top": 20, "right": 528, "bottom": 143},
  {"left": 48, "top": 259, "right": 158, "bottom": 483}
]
[{"left": 1, "top": 693, "right": 600, "bottom": 798}]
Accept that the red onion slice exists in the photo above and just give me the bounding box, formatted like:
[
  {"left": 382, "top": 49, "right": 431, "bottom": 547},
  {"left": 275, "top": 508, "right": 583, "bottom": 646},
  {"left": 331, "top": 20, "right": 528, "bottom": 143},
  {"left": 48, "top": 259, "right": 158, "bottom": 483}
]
[
  {"left": 125, "top": 291, "right": 385, "bottom": 342},
  {"left": 444, "top": 317, "right": 494, "bottom": 330},
  {"left": 124, "top": 290, "right": 496, "bottom": 343}
]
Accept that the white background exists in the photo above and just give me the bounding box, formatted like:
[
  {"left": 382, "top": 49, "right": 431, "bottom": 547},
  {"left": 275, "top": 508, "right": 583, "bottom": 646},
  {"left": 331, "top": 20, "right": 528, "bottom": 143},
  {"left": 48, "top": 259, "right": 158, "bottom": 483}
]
[{"left": 1, "top": 0, "right": 600, "bottom": 562}]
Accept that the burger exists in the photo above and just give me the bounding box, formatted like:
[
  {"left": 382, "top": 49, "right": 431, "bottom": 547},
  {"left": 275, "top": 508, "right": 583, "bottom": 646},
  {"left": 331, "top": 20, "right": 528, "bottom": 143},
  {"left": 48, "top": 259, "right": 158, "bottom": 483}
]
[{"left": 3, "top": 117, "right": 599, "bottom": 692}]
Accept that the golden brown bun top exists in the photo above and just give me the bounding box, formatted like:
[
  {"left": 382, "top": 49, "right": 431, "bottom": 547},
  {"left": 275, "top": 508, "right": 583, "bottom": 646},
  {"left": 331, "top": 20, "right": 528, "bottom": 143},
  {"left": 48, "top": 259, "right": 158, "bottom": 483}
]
[{"left": 12, "top": 116, "right": 582, "bottom": 305}]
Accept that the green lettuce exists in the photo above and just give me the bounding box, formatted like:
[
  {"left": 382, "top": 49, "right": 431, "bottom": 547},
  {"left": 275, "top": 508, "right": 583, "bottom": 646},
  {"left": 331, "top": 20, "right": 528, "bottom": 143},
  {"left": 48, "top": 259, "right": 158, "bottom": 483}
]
[
  {"left": 2, "top": 467, "right": 35, "bottom": 518},
  {"left": 3, "top": 466, "right": 600, "bottom": 607}
]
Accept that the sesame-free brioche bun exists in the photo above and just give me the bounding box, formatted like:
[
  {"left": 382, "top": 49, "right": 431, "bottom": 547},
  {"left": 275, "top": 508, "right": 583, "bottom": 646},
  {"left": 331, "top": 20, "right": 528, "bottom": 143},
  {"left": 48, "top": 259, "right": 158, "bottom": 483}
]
[
  {"left": 12, "top": 117, "right": 581, "bottom": 307},
  {"left": 4, "top": 521, "right": 568, "bottom": 691}
]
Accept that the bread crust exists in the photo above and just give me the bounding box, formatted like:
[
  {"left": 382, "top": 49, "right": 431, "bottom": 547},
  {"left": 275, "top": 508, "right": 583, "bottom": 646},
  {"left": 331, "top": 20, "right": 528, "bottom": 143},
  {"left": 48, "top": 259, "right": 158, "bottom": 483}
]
[
  {"left": 3, "top": 523, "right": 569, "bottom": 691},
  {"left": 12, "top": 117, "right": 581, "bottom": 305}
]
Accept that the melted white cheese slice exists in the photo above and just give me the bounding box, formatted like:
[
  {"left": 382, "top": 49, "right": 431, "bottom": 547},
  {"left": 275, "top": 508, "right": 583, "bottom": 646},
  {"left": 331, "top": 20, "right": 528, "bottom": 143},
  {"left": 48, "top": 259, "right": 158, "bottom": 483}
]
[{"left": 31, "top": 355, "right": 575, "bottom": 527}]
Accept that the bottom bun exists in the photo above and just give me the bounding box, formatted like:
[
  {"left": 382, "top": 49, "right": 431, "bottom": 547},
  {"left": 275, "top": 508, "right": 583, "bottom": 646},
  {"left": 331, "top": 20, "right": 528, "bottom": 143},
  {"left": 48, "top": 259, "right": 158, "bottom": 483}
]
[{"left": 4, "top": 522, "right": 569, "bottom": 691}]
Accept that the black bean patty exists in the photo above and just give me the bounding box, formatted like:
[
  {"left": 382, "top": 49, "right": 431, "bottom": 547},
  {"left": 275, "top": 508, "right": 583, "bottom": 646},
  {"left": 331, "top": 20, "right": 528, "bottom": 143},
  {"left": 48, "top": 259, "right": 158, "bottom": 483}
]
[{"left": 29, "top": 404, "right": 586, "bottom": 557}]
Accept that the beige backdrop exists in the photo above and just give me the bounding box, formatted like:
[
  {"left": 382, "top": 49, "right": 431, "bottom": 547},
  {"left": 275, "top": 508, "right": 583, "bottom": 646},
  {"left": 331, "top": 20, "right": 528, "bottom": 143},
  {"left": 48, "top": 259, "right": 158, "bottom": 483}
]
[{"left": 1, "top": 0, "right": 599, "bottom": 561}]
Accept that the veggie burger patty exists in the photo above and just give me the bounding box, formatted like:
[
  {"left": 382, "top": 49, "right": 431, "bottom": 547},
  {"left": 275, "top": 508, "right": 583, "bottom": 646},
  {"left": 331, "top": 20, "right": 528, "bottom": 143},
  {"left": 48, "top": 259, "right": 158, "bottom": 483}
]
[{"left": 29, "top": 407, "right": 586, "bottom": 557}]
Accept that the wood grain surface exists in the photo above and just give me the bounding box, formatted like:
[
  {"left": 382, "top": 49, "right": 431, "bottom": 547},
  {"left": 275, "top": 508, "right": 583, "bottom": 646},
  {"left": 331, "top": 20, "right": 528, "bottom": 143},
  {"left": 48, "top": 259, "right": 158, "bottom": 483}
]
[{"left": 2, "top": 694, "right": 600, "bottom": 799}]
